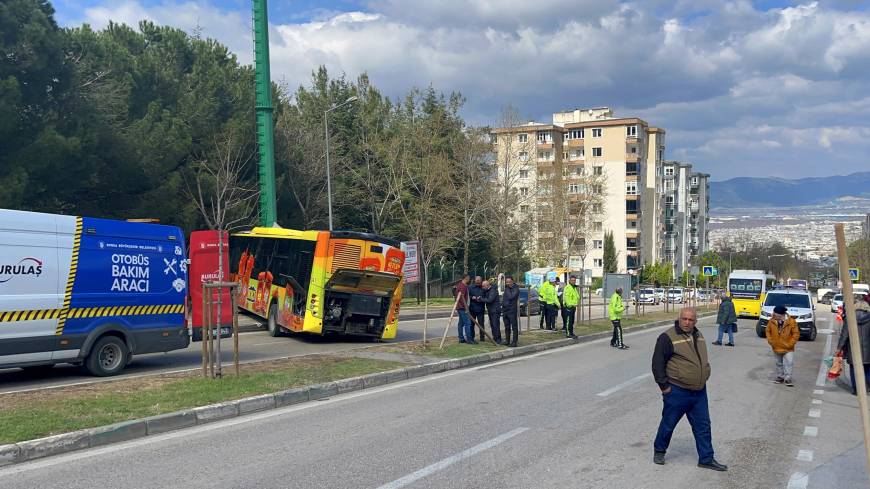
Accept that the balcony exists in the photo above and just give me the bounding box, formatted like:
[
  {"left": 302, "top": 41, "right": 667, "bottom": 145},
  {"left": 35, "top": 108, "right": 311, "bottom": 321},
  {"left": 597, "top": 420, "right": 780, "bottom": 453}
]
[
  {"left": 626, "top": 162, "right": 639, "bottom": 176},
  {"left": 626, "top": 152, "right": 640, "bottom": 163},
  {"left": 690, "top": 201, "right": 699, "bottom": 212}
]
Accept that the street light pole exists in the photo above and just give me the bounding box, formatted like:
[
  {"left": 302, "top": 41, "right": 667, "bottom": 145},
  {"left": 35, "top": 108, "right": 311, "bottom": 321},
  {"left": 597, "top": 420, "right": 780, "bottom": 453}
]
[{"left": 324, "top": 96, "right": 358, "bottom": 231}]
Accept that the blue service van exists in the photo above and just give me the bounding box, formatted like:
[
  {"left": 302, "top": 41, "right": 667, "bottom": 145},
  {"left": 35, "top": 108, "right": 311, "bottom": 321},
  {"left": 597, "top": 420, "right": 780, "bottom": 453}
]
[{"left": 0, "top": 209, "right": 189, "bottom": 376}]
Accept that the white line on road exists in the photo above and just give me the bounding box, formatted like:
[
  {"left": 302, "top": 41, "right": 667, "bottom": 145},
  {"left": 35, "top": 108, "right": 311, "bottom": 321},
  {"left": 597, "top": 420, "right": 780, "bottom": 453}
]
[
  {"left": 808, "top": 409, "right": 821, "bottom": 418},
  {"left": 803, "top": 426, "right": 818, "bottom": 437},
  {"left": 817, "top": 329, "right": 834, "bottom": 334},
  {"left": 816, "top": 333, "right": 834, "bottom": 387},
  {"left": 787, "top": 472, "right": 809, "bottom": 489},
  {"left": 813, "top": 389, "right": 824, "bottom": 395},
  {"left": 797, "top": 450, "right": 814, "bottom": 462},
  {"left": 375, "top": 428, "right": 529, "bottom": 489},
  {"left": 812, "top": 399, "right": 822, "bottom": 405},
  {"left": 596, "top": 373, "right": 653, "bottom": 397}
]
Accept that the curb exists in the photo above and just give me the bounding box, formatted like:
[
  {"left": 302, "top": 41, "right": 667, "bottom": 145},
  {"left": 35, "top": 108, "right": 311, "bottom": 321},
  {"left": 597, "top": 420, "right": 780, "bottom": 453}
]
[{"left": 0, "top": 312, "right": 710, "bottom": 467}]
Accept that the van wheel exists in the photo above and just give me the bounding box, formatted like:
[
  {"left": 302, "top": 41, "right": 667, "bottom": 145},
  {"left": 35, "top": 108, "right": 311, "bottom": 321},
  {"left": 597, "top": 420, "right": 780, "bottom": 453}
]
[
  {"left": 808, "top": 326, "right": 817, "bottom": 341},
  {"left": 267, "top": 303, "right": 283, "bottom": 337},
  {"left": 85, "top": 336, "right": 129, "bottom": 376}
]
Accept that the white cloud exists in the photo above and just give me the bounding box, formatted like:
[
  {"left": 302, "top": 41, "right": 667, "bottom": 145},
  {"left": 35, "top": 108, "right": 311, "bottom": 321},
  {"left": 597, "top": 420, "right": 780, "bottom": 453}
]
[{"left": 56, "top": 0, "right": 870, "bottom": 180}]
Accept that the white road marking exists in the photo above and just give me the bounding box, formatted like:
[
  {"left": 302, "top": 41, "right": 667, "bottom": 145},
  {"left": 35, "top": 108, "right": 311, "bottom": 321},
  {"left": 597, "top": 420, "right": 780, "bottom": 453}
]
[
  {"left": 787, "top": 472, "right": 809, "bottom": 489},
  {"left": 375, "top": 428, "right": 529, "bottom": 489},
  {"left": 812, "top": 399, "right": 822, "bottom": 405},
  {"left": 813, "top": 389, "right": 824, "bottom": 395},
  {"left": 803, "top": 426, "right": 818, "bottom": 437},
  {"left": 797, "top": 450, "right": 814, "bottom": 462},
  {"left": 817, "top": 329, "right": 834, "bottom": 334},
  {"left": 596, "top": 373, "right": 653, "bottom": 397},
  {"left": 808, "top": 409, "right": 821, "bottom": 418},
  {"left": 816, "top": 333, "right": 834, "bottom": 387}
]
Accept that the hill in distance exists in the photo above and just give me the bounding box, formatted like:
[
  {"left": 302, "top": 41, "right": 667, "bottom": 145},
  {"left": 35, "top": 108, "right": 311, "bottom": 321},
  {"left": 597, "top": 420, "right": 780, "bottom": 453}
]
[{"left": 709, "top": 171, "right": 870, "bottom": 209}]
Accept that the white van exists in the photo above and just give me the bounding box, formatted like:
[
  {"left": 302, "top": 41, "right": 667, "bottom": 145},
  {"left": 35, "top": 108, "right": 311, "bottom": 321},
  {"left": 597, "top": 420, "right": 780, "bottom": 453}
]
[{"left": 0, "top": 209, "right": 189, "bottom": 375}]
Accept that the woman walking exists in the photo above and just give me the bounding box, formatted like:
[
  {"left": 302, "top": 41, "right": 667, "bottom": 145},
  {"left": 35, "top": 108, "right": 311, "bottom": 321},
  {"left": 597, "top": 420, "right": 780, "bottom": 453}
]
[{"left": 713, "top": 293, "right": 737, "bottom": 346}]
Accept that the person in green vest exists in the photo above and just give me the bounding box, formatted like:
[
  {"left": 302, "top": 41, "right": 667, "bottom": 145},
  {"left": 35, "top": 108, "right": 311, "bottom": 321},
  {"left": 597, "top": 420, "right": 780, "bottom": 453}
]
[
  {"left": 562, "top": 276, "right": 580, "bottom": 339},
  {"left": 609, "top": 287, "right": 628, "bottom": 349},
  {"left": 539, "top": 277, "right": 558, "bottom": 330}
]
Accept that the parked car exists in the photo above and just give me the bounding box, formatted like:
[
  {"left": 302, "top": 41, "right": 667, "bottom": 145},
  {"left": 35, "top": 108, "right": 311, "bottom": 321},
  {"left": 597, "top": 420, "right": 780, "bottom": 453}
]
[
  {"left": 655, "top": 288, "right": 665, "bottom": 301},
  {"left": 831, "top": 294, "right": 844, "bottom": 313},
  {"left": 757, "top": 288, "right": 816, "bottom": 341},
  {"left": 666, "top": 288, "right": 685, "bottom": 304},
  {"left": 518, "top": 288, "right": 540, "bottom": 316},
  {"left": 636, "top": 288, "right": 659, "bottom": 305},
  {"left": 819, "top": 290, "right": 835, "bottom": 305}
]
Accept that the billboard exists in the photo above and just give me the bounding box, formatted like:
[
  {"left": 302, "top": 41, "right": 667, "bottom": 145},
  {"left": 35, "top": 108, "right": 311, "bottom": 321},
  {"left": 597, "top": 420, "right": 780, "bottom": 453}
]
[{"left": 400, "top": 241, "right": 420, "bottom": 284}]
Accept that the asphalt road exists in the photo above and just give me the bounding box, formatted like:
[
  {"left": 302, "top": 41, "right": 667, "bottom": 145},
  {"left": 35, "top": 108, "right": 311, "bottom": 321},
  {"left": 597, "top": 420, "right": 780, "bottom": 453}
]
[
  {"left": 0, "top": 297, "right": 685, "bottom": 394},
  {"left": 2, "top": 307, "right": 863, "bottom": 488}
]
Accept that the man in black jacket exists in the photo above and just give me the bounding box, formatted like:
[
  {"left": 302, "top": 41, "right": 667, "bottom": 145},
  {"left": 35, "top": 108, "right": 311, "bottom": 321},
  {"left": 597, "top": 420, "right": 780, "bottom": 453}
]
[
  {"left": 837, "top": 294, "right": 870, "bottom": 395},
  {"left": 481, "top": 280, "right": 502, "bottom": 344},
  {"left": 468, "top": 276, "right": 486, "bottom": 342},
  {"left": 502, "top": 276, "right": 520, "bottom": 347},
  {"left": 651, "top": 307, "right": 727, "bottom": 471}
]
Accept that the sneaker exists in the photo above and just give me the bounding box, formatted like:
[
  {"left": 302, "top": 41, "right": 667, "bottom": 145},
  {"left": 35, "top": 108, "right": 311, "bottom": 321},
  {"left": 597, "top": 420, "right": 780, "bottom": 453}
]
[
  {"left": 569, "top": 334, "right": 577, "bottom": 339},
  {"left": 773, "top": 377, "right": 784, "bottom": 384},
  {"left": 785, "top": 379, "right": 794, "bottom": 387},
  {"left": 712, "top": 341, "right": 722, "bottom": 345},
  {"left": 697, "top": 459, "right": 728, "bottom": 471},
  {"left": 725, "top": 343, "right": 735, "bottom": 347},
  {"left": 618, "top": 345, "right": 630, "bottom": 350},
  {"left": 653, "top": 451, "right": 666, "bottom": 465},
  {"left": 610, "top": 343, "right": 617, "bottom": 348},
  {"left": 467, "top": 340, "right": 478, "bottom": 345},
  {"left": 459, "top": 340, "right": 467, "bottom": 344}
]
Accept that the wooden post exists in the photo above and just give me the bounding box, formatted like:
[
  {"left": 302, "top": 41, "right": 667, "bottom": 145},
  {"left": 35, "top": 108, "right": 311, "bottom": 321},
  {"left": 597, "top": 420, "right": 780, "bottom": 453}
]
[
  {"left": 233, "top": 289, "right": 240, "bottom": 377},
  {"left": 526, "top": 285, "right": 531, "bottom": 332},
  {"left": 835, "top": 223, "right": 870, "bottom": 482},
  {"left": 438, "top": 292, "right": 462, "bottom": 350}
]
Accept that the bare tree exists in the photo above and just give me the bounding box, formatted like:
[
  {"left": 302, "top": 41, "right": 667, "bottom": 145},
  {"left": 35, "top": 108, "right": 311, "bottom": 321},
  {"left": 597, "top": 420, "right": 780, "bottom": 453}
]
[
  {"left": 450, "top": 126, "right": 492, "bottom": 274},
  {"left": 185, "top": 129, "right": 259, "bottom": 232},
  {"left": 275, "top": 108, "right": 329, "bottom": 229}
]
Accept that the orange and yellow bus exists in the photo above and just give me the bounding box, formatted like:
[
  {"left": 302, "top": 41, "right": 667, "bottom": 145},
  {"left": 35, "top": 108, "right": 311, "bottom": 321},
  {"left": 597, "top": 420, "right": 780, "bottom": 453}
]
[{"left": 229, "top": 227, "right": 405, "bottom": 339}]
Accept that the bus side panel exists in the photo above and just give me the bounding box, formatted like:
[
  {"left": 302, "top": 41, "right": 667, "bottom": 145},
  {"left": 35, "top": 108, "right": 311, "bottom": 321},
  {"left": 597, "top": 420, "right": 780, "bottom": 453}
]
[
  {"left": 302, "top": 233, "right": 330, "bottom": 333},
  {"left": 60, "top": 218, "right": 188, "bottom": 357}
]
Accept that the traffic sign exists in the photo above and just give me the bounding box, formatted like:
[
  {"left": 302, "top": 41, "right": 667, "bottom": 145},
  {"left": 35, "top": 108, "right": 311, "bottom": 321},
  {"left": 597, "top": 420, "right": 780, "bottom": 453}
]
[
  {"left": 849, "top": 268, "right": 860, "bottom": 281},
  {"left": 712, "top": 267, "right": 718, "bottom": 276},
  {"left": 702, "top": 266, "right": 714, "bottom": 277}
]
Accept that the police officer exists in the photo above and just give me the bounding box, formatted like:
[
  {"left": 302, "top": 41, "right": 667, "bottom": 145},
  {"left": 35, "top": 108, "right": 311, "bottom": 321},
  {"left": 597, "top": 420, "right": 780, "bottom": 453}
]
[{"left": 562, "top": 276, "right": 580, "bottom": 338}]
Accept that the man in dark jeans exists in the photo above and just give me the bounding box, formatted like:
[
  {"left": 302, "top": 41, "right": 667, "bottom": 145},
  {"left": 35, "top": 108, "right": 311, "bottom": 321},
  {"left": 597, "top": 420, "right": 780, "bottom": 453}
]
[
  {"left": 455, "top": 275, "right": 475, "bottom": 344},
  {"left": 468, "top": 276, "right": 486, "bottom": 342},
  {"left": 482, "top": 280, "right": 502, "bottom": 344},
  {"left": 502, "top": 276, "right": 520, "bottom": 347},
  {"left": 651, "top": 307, "right": 727, "bottom": 471}
]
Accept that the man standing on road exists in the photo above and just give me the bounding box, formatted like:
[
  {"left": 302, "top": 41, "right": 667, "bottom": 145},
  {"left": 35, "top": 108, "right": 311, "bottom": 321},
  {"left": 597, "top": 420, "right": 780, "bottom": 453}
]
[
  {"left": 609, "top": 287, "right": 628, "bottom": 349},
  {"left": 539, "top": 277, "right": 558, "bottom": 330},
  {"left": 469, "top": 276, "right": 486, "bottom": 343},
  {"left": 837, "top": 294, "right": 870, "bottom": 395},
  {"left": 713, "top": 293, "right": 737, "bottom": 346},
  {"left": 562, "top": 276, "right": 579, "bottom": 339},
  {"left": 481, "top": 280, "right": 502, "bottom": 344},
  {"left": 455, "top": 275, "right": 476, "bottom": 344},
  {"left": 766, "top": 304, "right": 799, "bottom": 386},
  {"left": 652, "top": 307, "right": 727, "bottom": 471},
  {"left": 502, "top": 276, "right": 520, "bottom": 347},
  {"left": 555, "top": 277, "right": 565, "bottom": 331}
]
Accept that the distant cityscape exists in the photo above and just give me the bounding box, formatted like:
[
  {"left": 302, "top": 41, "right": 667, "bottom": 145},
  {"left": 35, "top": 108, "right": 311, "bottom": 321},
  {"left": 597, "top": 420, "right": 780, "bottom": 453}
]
[{"left": 709, "top": 198, "right": 869, "bottom": 263}]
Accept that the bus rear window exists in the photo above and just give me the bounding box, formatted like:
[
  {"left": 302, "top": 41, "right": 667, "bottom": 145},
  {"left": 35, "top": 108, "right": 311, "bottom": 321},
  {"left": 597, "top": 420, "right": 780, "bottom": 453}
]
[{"left": 729, "top": 279, "right": 762, "bottom": 293}]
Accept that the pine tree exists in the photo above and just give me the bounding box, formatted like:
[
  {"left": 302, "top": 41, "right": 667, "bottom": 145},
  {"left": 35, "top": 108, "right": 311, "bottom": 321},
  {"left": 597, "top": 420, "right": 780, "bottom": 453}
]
[{"left": 603, "top": 231, "right": 617, "bottom": 273}]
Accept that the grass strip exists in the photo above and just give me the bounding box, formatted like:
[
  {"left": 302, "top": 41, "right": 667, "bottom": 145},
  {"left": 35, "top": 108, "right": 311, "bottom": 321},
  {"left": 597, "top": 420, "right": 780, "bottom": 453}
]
[{"left": 0, "top": 356, "right": 404, "bottom": 444}]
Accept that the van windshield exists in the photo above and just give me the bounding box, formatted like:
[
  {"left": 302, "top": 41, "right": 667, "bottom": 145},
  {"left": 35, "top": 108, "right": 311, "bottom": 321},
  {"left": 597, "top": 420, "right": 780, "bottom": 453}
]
[{"left": 764, "top": 294, "right": 811, "bottom": 309}]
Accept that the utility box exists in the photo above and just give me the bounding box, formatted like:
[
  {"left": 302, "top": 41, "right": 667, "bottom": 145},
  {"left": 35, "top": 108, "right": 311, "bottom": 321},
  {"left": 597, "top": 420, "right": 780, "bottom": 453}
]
[{"left": 603, "top": 273, "right": 632, "bottom": 301}]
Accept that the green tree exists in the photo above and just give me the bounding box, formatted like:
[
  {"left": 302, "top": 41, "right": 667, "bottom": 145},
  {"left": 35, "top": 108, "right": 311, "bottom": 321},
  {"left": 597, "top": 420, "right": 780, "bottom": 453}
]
[{"left": 603, "top": 231, "right": 617, "bottom": 274}]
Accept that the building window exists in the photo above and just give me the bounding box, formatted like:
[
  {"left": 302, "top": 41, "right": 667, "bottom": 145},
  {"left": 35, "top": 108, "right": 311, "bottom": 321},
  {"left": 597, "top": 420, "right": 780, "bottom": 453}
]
[
  {"left": 593, "top": 258, "right": 603, "bottom": 268},
  {"left": 592, "top": 184, "right": 603, "bottom": 194},
  {"left": 664, "top": 166, "right": 674, "bottom": 176},
  {"left": 520, "top": 187, "right": 529, "bottom": 196},
  {"left": 568, "top": 183, "right": 581, "bottom": 194},
  {"left": 658, "top": 149, "right": 663, "bottom": 161},
  {"left": 593, "top": 239, "right": 603, "bottom": 249},
  {"left": 520, "top": 205, "right": 529, "bottom": 212},
  {"left": 592, "top": 203, "right": 602, "bottom": 213},
  {"left": 592, "top": 128, "right": 602, "bottom": 138},
  {"left": 666, "top": 195, "right": 674, "bottom": 206},
  {"left": 593, "top": 221, "right": 603, "bottom": 231},
  {"left": 538, "top": 150, "right": 552, "bottom": 160},
  {"left": 518, "top": 133, "right": 528, "bottom": 143},
  {"left": 519, "top": 170, "right": 529, "bottom": 179},
  {"left": 593, "top": 166, "right": 603, "bottom": 175},
  {"left": 575, "top": 165, "right": 585, "bottom": 176},
  {"left": 537, "top": 131, "right": 552, "bottom": 143},
  {"left": 592, "top": 147, "right": 603, "bottom": 157},
  {"left": 563, "top": 151, "right": 569, "bottom": 159},
  {"left": 626, "top": 181, "right": 637, "bottom": 195},
  {"left": 567, "top": 129, "right": 584, "bottom": 139},
  {"left": 627, "top": 125, "right": 637, "bottom": 137},
  {"left": 518, "top": 151, "right": 528, "bottom": 162}
]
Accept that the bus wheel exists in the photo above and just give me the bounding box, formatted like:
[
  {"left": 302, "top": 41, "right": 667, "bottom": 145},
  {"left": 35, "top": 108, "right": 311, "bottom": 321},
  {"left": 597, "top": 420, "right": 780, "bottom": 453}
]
[
  {"left": 267, "top": 303, "right": 283, "bottom": 337},
  {"left": 85, "top": 336, "right": 129, "bottom": 376}
]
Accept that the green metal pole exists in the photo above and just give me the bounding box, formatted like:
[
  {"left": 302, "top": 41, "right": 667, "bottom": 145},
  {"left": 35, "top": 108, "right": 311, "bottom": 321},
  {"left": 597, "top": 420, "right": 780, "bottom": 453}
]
[{"left": 253, "top": 0, "right": 277, "bottom": 227}]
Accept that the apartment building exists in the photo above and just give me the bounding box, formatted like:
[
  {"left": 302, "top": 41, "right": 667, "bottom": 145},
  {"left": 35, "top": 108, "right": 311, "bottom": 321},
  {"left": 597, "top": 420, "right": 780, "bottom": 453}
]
[
  {"left": 491, "top": 107, "right": 666, "bottom": 279},
  {"left": 660, "top": 161, "right": 710, "bottom": 277}
]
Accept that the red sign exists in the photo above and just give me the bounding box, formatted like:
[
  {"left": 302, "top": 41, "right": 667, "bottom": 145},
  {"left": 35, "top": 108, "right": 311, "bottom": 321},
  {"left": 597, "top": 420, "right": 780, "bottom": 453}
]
[
  {"left": 189, "top": 230, "right": 234, "bottom": 336},
  {"left": 401, "top": 241, "right": 420, "bottom": 284}
]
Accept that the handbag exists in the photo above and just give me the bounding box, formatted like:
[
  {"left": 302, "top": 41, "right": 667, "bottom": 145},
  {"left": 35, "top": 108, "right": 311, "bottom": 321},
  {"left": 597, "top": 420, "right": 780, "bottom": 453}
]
[{"left": 730, "top": 323, "right": 738, "bottom": 333}]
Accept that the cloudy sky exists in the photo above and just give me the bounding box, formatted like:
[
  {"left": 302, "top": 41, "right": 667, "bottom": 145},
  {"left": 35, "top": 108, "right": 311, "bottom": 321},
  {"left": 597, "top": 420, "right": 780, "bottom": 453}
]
[{"left": 51, "top": 0, "right": 870, "bottom": 181}]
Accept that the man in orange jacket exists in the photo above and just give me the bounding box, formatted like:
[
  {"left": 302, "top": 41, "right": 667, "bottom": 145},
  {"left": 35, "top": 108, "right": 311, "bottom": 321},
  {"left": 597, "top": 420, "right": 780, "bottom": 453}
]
[{"left": 766, "top": 305, "right": 800, "bottom": 387}]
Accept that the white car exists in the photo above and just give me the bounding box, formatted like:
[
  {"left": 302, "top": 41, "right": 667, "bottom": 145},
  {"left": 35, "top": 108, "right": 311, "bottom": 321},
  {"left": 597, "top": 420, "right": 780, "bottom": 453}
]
[
  {"left": 666, "top": 288, "right": 684, "bottom": 304},
  {"left": 759, "top": 288, "right": 816, "bottom": 341},
  {"left": 655, "top": 288, "right": 665, "bottom": 301},
  {"left": 636, "top": 288, "right": 659, "bottom": 305},
  {"left": 831, "top": 294, "right": 843, "bottom": 313}
]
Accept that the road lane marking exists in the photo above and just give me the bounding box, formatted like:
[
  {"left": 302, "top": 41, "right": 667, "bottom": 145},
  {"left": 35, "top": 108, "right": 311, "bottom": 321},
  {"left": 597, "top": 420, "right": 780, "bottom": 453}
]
[
  {"left": 797, "top": 450, "right": 814, "bottom": 462},
  {"left": 816, "top": 333, "right": 834, "bottom": 387},
  {"left": 813, "top": 389, "right": 824, "bottom": 395},
  {"left": 596, "top": 373, "right": 653, "bottom": 397},
  {"left": 808, "top": 409, "right": 821, "bottom": 418},
  {"left": 811, "top": 399, "right": 822, "bottom": 405},
  {"left": 817, "top": 329, "right": 833, "bottom": 334},
  {"left": 803, "top": 426, "right": 817, "bottom": 437},
  {"left": 375, "top": 427, "right": 529, "bottom": 489},
  {"left": 788, "top": 472, "right": 809, "bottom": 489}
]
